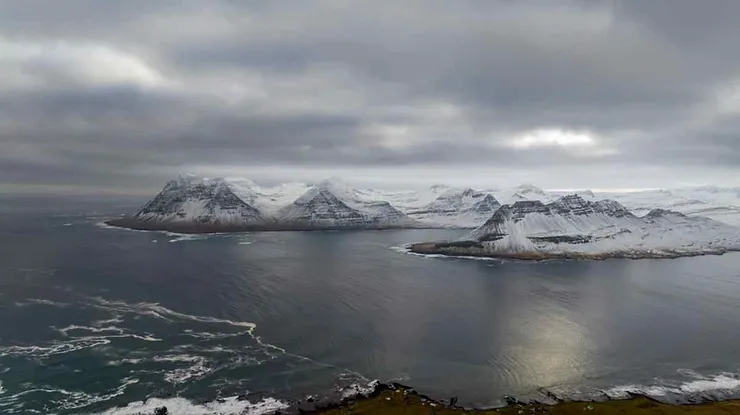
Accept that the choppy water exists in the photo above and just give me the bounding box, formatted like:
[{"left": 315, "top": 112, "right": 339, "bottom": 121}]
[{"left": 2, "top": 196, "right": 740, "bottom": 414}]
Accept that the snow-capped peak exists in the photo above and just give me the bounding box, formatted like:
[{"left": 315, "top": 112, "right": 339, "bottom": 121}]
[
  {"left": 405, "top": 188, "right": 501, "bottom": 228},
  {"left": 515, "top": 183, "right": 546, "bottom": 195}
]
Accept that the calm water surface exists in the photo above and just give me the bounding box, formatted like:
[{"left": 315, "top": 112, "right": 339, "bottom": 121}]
[{"left": 1, "top": 196, "right": 740, "bottom": 413}]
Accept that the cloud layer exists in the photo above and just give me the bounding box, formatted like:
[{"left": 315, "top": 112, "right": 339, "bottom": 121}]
[{"left": 2, "top": 0, "right": 740, "bottom": 193}]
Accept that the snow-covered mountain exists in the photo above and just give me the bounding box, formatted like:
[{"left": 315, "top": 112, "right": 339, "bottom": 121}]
[
  {"left": 108, "top": 175, "right": 420, "bottom": 232},
  {"left": 406, "top": 188, "right": 501, "bottom": 228},
  {"left": 111, "top": 175, "right": 265, "bottom": 232},
  {"left": 363, "top": 184, "right": 452, "bottom": 211},
  {"left": 409, "top": 194, "right": 740, "bottom": 260},
  {"left": 600, "top": 187, "right": 740, "bottom": 227},
  {"left": 495, "top": 184, "right": 555, "bottom": 204},
  {"left": 275, "top": 178, "right": 418, "bottom": 229},
  {"left": 107, "top": 175, "right": 740, "bottom": 235},
  {"left": 227, "top": 178, "right": 311, "bottom": 214}
]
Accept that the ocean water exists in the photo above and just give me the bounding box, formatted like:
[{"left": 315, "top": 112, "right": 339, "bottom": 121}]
[{"left": 2, "top": 196, "right": 740, "bottom": 413}]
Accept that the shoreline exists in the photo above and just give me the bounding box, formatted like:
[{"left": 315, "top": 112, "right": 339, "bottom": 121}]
[
  {"left": 407, "top": 241, "right": 739, "bottom": 261},
  {"left": 311, "top": 384, "right": 740, "bottom": 414},
  {"left": 104, "top": 217, "right": 439, "bottom": 234},
  {"left": 110, "top": 380, "right": 740, "bottom": 414}
]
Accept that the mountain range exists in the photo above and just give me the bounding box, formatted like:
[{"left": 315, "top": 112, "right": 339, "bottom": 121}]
[
  {"left": 107, "top": 175, "right": 740, "bottom": 244},
  {"left": 409, "top": 195, "right": 740, "bottom": 260}
]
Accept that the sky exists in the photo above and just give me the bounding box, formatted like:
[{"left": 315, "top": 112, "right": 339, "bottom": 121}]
[{"left": 2, "top": 0, "right": 740, "bottom": 195}]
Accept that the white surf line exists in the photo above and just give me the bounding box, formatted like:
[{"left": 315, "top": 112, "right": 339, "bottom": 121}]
[{"left": 84, "top": 296, "right": 369, "bottom": 382}]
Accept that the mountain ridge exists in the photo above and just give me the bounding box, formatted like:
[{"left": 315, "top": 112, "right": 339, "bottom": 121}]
[
  {"left": 106, "top": 175, "right": 740, "bottom": 234},
  {"left": 409, "top": 194, "right": 740, "bottom": 260}
]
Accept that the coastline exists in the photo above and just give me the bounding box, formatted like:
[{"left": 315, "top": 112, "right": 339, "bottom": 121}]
[
  {"left": 110, "top": 380, "right": 740, "bottom": 414},
  {"left": 103, "top": 217, "right": 435, "bottom": 234},
  {"left": 407, "top": 241, "right": 739, "bottom": 261},
  {"left": 311, "top": 385, "right": 740, "bottom": 414}
]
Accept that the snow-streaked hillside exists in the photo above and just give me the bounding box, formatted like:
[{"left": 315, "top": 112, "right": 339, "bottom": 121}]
[
  {"left": 109, "top": 175, "right": 421, "bottom": 232},
  {"left": 276, "top": 178, "right": 418, "bottom": 229},
  {"left": 406, "top": 188, "right": 501, "bottom": 228},
  {"left": 410, "top": 195, "right": 740, "bottom": 260},
  {"left": 131, "top": 175, "right": 264, "bottom": 226}
]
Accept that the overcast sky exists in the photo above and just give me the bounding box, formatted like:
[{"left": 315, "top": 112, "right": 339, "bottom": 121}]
[{"left": 2, "top": 0, "right": 740, "bottom": 194}]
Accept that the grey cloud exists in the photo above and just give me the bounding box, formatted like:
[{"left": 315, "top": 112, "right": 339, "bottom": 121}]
[{"left": 1, "top": 0, "right": 740, "bottom": 192}]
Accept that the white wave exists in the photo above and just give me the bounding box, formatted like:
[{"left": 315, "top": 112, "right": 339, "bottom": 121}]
[
  {"left": 603, "top": 371, "right": 740, "bottom": 401},
  {"left": 106, "top": 358, "right": 145, "bottom": 366},
  {"left": 168, "top": 234, "right": 209, "bottom": 243},
  {"left": 390, "top": 244, "right": 503, "bottom": 262},
  {"left": 57, "top": 325, "right": 125, "bottom": 335},
  {"left": 94, "top": 317, "right": 124, "bottom": 325},
  {"left": 680, "top": 374, "right": 740, "bottom": 393},
  {"left": 85, "top": 297, "right": 257, "bottom": 330},
  {"left": 85, "top": 297, "right": 368, "bottom": 386},
  {"left": 94, "top": 221, "right": 150, "bottom": 233},
  {"left": 339, "top": 380, "right": 380, "bottom": 399},
  {"left": 15, "top": 298, "right": 68, "bottom": 308},
  {"left": 0, "top": 381, "right": 5, "bottom": 395},
  {"left": 0, "top": 377, "right": 139, "bottom": 413},
  {"left": 164, "top": 364, "right": 212, "bottom": 384},
  {"left": 0, "top": 338, "right": 112, "bottom": 358},
  {"left": 94, "top": 396, "right": 288, "bottom": 415},
  {"left": 604, "top": 384, "right": 678, "bottom": 399},
  {"left": 180, "top": 329, "right": 252, "bottom": 340},
  {"left": 238, "top": 241, "right": 253, "bottom": 245},
  {"left": 152, "top": 354, "right": 215, "bottom": 384}
]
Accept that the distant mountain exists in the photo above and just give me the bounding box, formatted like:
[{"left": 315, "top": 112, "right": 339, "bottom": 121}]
[
  {"left": 601, "top": 187, "right": 740, "bottom": 227},
  {"left": 114, "top": 175, "right": 264, "bottom": 232},
  {"left": 363, "top": 184, "right": 452, "bottom": 211},
  {"left": 227, "top": 178, "right": 311, "bottom": 214},
  {"left": 406, "top": 188, "right": 501, "bottom": 228},
  {"left": 107, "top": 176, "right": 419, "bottom": 233},
  {"left": 276, "top": 178, "right": 418, "bottom": 229},
  {"left": 105, "top": 176, "right": 740, "bottom": 235},
  {"left": 409, "top": 194, "right": 740, "bottom": 260},
  {"left": 493, "top": 184, "right": 555, "bottom": 204}
]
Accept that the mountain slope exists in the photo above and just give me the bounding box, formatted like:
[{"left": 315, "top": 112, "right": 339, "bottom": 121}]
[
  {"left": 108, "top": 176, "right": 421, "bottom": 232},
  {"left": 133, "top": 175, "right": 264, "bottom": 224},
  {"left": 406, "top": 188, "right": 501, "bottom": 228},
  {"left": 410, "top": 195, "right": 740, "bottom": 260},
  {"left": 601, "top": 187, "right": 740, "bottom": 227},
  {"left": 277, "top": 178, "right": 418, "bottom": 229},
  {"left": 106, "top": 175, "right": 267, "bottom": 232}
]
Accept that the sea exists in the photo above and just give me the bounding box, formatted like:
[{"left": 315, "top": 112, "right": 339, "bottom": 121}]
[{"left": 2, "top": 195, "right": 740, "bottom": 414}]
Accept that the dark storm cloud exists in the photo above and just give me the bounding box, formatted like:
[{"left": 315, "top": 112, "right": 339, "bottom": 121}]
[{"left": 1, "top": 0, "right": 740, "bottom": 192}]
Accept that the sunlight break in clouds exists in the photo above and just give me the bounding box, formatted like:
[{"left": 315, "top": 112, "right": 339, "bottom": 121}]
[{"left": 509, "top": 129, "right": 595, "bottom": 149}]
